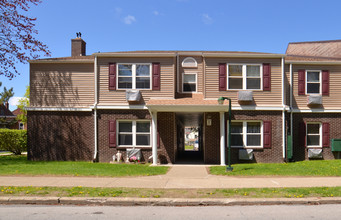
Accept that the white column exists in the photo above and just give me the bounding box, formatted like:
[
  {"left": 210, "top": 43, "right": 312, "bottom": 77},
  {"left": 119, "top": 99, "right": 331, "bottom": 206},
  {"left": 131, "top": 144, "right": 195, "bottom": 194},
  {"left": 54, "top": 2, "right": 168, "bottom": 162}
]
[
  {"left": 152, "top": 111, "right": 158, "bottom": 165},
  {"left": 220, "top": 112, "right": 226, "bottom": 165}
]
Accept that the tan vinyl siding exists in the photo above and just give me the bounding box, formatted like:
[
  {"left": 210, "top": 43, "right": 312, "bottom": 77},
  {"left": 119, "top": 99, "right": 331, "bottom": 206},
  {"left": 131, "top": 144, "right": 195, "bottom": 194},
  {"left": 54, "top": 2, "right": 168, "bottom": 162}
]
[
  {"left": 30, "top": 63, "right": 94, "bottom": 107},
  {"left": 179, "top": 56, "right": 203, "bottom": 93},
  {"left": 205, "top": 58, "right": 283, "bottom": 107},
  {"left": 292, "top": 64, "right": 341, "bottom": 109},
  {"left": 98, "top": 57, "right": 175, "bottom": 105}
]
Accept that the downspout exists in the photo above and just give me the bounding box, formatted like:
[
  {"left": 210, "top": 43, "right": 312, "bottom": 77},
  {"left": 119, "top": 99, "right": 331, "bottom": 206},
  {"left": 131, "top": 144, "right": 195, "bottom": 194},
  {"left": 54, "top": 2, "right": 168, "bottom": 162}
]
[
  {"left": 176, "top": 53, "right": 179, "bottom": 94},
  {"left": 93, "top": 55, "right": 98, "bottom": 162},
  {"left": 290, "top": 63, "right": 293, "bottom": 160},
  {"left": 281, "top": 57, "right": 286, "bottom": 160}
]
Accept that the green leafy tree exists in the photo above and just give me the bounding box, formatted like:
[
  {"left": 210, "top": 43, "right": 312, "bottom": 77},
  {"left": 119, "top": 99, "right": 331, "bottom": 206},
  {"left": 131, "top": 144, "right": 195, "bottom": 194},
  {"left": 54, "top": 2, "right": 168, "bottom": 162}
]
[
  {"left": 0, "top": 0, "right": 50, "bottom": 78},
  {"left": 16, "top": 86, "right": 29, "bottom": 123},
  {"left": 0, "top": 82, "right": 14, "bottom": 104}
]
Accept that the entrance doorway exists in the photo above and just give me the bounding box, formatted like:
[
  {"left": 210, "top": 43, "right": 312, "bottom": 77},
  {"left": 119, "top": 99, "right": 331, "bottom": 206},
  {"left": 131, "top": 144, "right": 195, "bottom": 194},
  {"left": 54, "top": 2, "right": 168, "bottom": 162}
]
[{"left": 176, "top": 112, "right": 204, "bottom": 164}]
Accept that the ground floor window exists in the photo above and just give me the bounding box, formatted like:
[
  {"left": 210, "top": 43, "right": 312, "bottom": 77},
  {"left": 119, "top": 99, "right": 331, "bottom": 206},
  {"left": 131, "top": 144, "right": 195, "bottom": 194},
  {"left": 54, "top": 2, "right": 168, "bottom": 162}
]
[
  {"left": 19, "top": 122, "right": 24, "bottom": 130},
  {"left": 118, "top": 120, "right": 151, "bottom": 147},
  {"left": 306, "top": 122, "right": 321, "bottom": 147},
  {"left": 231, "top": 121, "right": 262, "bottom": 148}
]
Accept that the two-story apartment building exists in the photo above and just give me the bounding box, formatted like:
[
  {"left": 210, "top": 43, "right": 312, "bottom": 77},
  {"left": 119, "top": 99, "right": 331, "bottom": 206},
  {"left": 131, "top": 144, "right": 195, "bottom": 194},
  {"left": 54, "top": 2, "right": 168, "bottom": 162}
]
[{"left": 26, "top": 37, "right": 341, "bottom": 164}]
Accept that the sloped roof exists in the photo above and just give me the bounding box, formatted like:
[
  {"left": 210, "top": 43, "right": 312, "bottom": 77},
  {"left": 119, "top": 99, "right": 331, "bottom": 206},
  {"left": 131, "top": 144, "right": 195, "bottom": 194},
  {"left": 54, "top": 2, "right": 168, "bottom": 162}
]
[
  {"left": 286, "top": 40, "right": 341, "bottom": 62},
  {"left": 12, "top": 108, "right": 23, "bottom": 116},
  {"left": 0, "top": 104, "right": 15, "bottom": 117}
]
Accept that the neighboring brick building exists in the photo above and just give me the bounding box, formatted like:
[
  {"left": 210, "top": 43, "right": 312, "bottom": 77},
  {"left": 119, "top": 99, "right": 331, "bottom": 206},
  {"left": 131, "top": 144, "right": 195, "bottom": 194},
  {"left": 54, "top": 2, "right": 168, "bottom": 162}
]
[
  {"left": 0, "top": 102, "right": 17, "bottom": 129},
  {"left": 26, "top": 37, "right": 341, "bottom": 164}
]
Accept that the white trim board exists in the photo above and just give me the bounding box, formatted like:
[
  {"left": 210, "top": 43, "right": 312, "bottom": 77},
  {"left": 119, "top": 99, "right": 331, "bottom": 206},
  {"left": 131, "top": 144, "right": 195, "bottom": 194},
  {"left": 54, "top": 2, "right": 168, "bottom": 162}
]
[{"left": 26, "top": 107, "right": 92, "bottom": 112}]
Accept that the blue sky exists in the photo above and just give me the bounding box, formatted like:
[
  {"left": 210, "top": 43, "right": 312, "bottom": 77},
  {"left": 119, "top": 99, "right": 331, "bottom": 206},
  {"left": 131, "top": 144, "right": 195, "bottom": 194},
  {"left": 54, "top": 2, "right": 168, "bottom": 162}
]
[{"left": 4, "top": 0, "right": 341, "bottom": 110}]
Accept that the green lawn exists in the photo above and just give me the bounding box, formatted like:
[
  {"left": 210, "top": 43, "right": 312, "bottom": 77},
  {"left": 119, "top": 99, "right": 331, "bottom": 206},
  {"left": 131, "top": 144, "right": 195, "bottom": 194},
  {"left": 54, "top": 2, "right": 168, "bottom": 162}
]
[
  {"left": 210, "top": 160, "right": 341, "bottom": 176},
  {"left": 0, "top": 186, "right": 339, "bottom": 198},
  {"left": 0, "top": 155, "right": 169, "bottom": 177},
  {"left": 185, "top": 145, "right": 194, "bottom": 150}
]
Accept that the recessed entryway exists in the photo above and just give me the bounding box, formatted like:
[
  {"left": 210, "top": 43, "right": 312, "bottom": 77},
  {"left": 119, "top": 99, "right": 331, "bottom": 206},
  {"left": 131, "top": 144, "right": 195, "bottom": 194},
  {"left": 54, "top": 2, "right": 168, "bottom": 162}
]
[{"left": 175, "top": 112, "right": 204, "bottom": 164}]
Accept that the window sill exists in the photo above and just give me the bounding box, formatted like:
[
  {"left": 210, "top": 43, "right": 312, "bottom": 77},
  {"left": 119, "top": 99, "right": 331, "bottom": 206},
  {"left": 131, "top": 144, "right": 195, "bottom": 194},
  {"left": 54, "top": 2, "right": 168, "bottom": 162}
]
[
  {"left": 227, "top": 89, "right": 263, "bottom": 91},
  {"left": 117, "top": 146, "right": 151, "bottom": 149},
  {"left": 231, "top": 146, "right": 263, "bottom": 149}
]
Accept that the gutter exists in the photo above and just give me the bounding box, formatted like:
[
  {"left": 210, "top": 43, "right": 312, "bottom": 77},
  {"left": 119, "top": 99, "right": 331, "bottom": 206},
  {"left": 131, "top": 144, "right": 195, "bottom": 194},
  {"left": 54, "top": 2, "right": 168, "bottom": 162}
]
[
  {"left": 281, "top": 57, "right": 286, "bottom": 160},
  {"left": 290, "top": 63, "right": 293, "bottom": 162},
  {"left": 93, "top": 55, "right": 98, "bottom": 162}
]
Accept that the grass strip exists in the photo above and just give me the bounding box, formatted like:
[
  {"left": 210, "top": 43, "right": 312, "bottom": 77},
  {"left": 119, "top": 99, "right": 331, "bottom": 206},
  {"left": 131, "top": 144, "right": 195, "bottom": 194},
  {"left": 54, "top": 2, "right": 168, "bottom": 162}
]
[
  {"left": 210, "top": 160, "right": 341, "bottom": 176},
  {"left": 0, "top": 186, "right": 340, "bottom": 198},
  {"left": 0, "top": 155, "right": 169, "bottom": 177}
]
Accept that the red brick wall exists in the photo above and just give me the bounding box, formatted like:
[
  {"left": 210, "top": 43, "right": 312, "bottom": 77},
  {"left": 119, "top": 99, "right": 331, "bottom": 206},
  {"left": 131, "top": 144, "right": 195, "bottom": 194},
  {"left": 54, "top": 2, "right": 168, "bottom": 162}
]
[
  {"left": 204, "top": 112, "right": 220, "bottom": 164},
  {"left": 229, "top": 111, "right": 284, "bottom": 163},
  {"left": 292, "top": 113, "right": 339, "bottom": 161},
  {"left": 27, "top": 111, "right": 94, "bottom": 161},
  {"left": 97, "top": 110, "right": 176, "bottom": 163}
]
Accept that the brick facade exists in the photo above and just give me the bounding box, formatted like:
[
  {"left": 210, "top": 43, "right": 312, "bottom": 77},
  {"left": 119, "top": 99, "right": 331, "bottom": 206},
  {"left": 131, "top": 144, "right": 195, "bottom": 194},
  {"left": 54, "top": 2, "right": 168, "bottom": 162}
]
[
  {"left": 229, "top": 111, "right": 283, "bottom": 164},
  {"left": 28, "top": 109, "right": 284, "bottom": 164},
  {"left": 292, "top": 113, "right": 340, "bottom": 161},
  {"left": 27, "top": 111, "right": 94, "bottom": 161},
  {"left": 97, "top": 110, "right": 176, "bottom": 163}
]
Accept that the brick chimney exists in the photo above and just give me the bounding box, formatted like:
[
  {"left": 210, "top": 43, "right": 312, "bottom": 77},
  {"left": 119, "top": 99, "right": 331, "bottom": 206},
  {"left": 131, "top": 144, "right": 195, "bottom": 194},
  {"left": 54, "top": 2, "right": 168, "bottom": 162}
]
[{"left": 71, "top": 36, "right": 86, "bottom": 56}]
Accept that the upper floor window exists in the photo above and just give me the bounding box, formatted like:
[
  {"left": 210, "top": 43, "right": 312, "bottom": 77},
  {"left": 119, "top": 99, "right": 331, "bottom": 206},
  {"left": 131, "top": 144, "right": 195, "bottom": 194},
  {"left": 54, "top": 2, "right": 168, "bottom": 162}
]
[
  {"left": 183, "top": 72, "right": 197, "bottom": 92},
  {"left": 306, "top": 122, "right": 321, "bottom": 148},
  {"left": 306, "top": 70, "right": 321, "bottom": 94},
  {"left": 182, "top": 57, "right": 197, "bottom": 68},
  {"left": 227, "top": 64, "right": 262, "bottom": 90},
  {"left": 231, "top": 121, "right": 262, "bottom": 148},
  {"left": 117, "top": 64, "right": 151, "bottom": 89}
]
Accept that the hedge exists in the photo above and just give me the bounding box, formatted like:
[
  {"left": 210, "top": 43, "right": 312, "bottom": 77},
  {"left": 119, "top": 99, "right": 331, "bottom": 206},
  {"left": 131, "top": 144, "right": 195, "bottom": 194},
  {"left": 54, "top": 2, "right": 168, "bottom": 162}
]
[{"left": 0, "top": 129, "right": 27, "bottom": 155}]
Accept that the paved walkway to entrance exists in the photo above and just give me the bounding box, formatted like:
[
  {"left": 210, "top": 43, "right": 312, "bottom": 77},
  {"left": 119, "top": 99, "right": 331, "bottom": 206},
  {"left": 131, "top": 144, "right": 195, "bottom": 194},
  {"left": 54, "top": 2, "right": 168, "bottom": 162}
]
[{"left": 1, "top": 165, "right": 341, "bottom": 189}]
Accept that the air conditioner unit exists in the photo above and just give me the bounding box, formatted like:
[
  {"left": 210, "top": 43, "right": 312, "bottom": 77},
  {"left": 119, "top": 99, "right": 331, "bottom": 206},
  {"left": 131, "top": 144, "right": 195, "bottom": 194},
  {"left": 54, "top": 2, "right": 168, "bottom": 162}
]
[
  {"left": 238, "top": 91, "right": 253, "bottom": 102},
  {"left": 308, "top": 149, "right": 323, "bottom": 159},
  {"left": 126, "top": 90, "right": 141, "bottom": 102},
  {"left": 307, "top": 94, "right": 322, "bottom": 105},
  {"left": 239, "top": 149, "right": 253, "bottom": 160}
]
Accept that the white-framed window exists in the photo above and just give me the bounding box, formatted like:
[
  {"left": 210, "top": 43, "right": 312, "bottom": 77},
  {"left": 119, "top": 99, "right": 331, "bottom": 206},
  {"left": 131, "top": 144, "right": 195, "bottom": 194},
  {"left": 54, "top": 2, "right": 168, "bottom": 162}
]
[
  {"left": 117, "top": 63, "right": 151, "bottom": 89},
  {"left": 182, "top": 57, "right": 197, "bottom": 68},
  {"left": 227, "top": 64, "right": 262, "bottom": 90},
  {"left": 117, "top": 120, "right": 151, "bottom": 147},
  {"left": 306, "top": 122, "right": 322, "bottom": 148},
  {"left": 231, "top": 121, "right": 262, "bottom": 148},
  {"left": 19, "top": 122, "right": 24, "bottom": 130},
  {"left": 306, "top": 70, "right": 321, "bottom": 94},
  {"left": 183, "top": 72, "right": 197, "bottom": 92}
]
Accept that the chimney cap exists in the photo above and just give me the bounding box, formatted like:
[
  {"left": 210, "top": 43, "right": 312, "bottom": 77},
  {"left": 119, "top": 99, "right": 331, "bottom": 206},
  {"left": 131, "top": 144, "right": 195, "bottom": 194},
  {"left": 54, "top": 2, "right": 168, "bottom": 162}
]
[{"left": 76, "top": 32, "right": 82, "bottom": 38}]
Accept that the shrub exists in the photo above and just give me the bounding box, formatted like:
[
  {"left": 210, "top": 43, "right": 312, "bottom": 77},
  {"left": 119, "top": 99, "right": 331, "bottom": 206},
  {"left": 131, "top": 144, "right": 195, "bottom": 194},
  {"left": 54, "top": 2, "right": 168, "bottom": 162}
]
[{"left": 0, "top": 129, "right": 27, "bottom": 155}]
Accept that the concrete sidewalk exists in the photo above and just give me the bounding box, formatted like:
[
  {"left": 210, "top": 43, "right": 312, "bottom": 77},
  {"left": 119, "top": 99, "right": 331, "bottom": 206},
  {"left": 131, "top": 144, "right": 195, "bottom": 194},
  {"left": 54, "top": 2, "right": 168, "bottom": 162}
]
[{"left": 1, "top": 165, "right": 341, "bottom": 189}]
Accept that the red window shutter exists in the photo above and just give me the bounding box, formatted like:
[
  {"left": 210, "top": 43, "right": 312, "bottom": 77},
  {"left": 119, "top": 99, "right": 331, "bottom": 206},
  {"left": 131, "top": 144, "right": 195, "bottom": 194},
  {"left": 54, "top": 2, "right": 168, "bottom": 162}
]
[
  {"left": 298, "top": 69, "right": 305, "bottom": 95},
  {"left": 152, "top": 63, "right": 160, "bottom": 90},
  {"left": 322, "top": 122, "right": 330, "bottom": 148},
  {"left": 322, "top": 70, "right": 330, "bottom": 96},
  {"left": 109, "top": 120, "right": 116, "bottom": 148},
  {"left": 263, "top": 63, "right": 271, "bottom": 91},
  {"left": 109, "top": 63, "right": 116, "bottom": 90},
  {"left": 299, "top": 122, "right": 306, "bottom": 148},
  {"left": 263, "top": 121, "right": 271, "bottom": 148},
  {"left": 219, "top": 63, "right": 226, "bottom": 91}
]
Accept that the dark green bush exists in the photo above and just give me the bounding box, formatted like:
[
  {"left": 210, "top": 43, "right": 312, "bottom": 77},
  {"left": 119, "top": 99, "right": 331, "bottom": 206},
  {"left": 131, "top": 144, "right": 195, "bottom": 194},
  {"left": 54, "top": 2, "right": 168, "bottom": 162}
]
[{"left": 0, "top": 129, "right": 27, "bottom": 155}]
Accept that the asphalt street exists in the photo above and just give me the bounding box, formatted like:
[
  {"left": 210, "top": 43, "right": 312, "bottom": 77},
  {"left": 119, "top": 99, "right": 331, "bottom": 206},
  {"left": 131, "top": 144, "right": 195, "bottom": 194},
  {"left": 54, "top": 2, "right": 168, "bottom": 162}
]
[{"left": 1, "top": 204, "right": 341, "bottom": 220}]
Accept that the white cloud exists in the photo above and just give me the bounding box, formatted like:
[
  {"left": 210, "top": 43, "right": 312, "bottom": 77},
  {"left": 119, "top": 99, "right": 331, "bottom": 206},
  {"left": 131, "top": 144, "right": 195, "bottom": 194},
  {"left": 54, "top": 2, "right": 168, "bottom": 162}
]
[
  {"left": 202, "top": 13, "right": 213, "bottom": 25},
  {"left": 153, "top": 10, "right": 160, "bottom": 16},
  {"left": 124, "top": 15, "right": 136, "bottom": 25},
  {"left": 9, "top": 97, "right": 22, "bottom": 107}
]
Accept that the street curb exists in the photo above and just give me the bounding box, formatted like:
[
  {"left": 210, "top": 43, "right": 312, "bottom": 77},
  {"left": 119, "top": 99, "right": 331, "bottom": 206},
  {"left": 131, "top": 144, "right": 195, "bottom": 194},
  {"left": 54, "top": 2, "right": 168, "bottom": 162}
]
[{"left": 1, "top": 196, "right": 341, "bottom": 206}]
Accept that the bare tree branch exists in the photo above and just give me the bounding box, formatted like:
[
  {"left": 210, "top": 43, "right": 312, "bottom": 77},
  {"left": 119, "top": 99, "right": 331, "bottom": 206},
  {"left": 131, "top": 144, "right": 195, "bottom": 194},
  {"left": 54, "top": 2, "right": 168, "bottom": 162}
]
[{"left": 0, "top": 0, "right": 50, "bottom": 79}]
